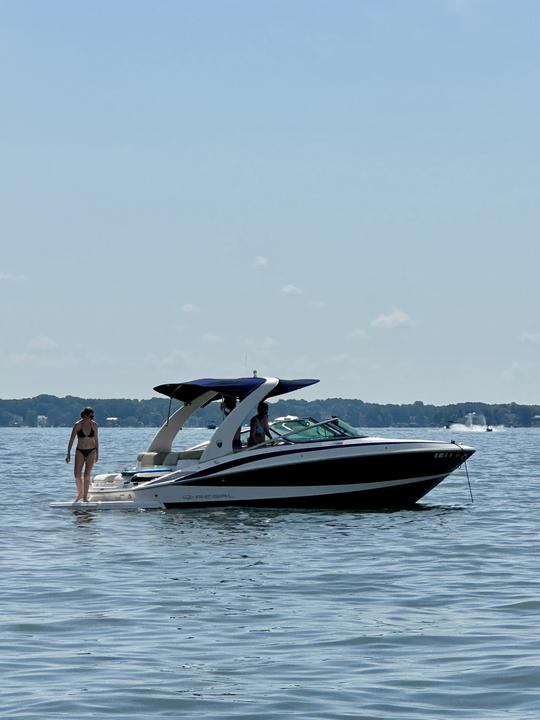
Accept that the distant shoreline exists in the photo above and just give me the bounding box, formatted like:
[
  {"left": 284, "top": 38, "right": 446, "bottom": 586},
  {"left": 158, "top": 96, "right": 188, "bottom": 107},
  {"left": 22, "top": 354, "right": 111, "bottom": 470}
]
[{"left": 1, "top": 394, "right": 539, "bottom": 428}]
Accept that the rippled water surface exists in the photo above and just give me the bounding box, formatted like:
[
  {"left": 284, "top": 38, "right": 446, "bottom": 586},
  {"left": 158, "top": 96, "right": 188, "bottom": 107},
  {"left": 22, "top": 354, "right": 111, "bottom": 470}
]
[{"left": 2, "top": 426, "right": 540, "bottom": 719}]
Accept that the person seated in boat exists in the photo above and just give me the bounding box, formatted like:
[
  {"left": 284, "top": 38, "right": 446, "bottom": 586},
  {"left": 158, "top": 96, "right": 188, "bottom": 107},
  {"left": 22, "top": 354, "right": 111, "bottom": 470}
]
[
  {"left": 248, "top": 402, "right": 272, "bottom": 447},
  {"left": 221, "top": 395, "right": 242, "bottom": 451},
  {"left": 66, "top": 406, "right": 99, "bottom": 502}
]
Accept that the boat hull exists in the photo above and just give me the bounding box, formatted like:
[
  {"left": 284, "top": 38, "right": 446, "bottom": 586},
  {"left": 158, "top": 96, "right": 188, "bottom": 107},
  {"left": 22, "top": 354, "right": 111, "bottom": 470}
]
[
  {"left": 133, "top": 442, "right": 473, "bottom": 509},
  {"left": 144, "top": 477, "right": 444, "bottom": 509}
]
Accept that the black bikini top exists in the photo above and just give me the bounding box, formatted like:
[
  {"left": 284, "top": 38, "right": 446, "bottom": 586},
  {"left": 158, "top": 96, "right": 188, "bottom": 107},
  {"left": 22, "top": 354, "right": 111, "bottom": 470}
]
[{"left": 77, "top": 423, "right": 95, "bottom": 439}]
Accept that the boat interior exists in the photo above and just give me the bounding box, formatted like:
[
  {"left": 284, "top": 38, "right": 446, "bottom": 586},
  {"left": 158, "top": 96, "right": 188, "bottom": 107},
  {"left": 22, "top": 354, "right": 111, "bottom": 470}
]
[{"left": 134, "top": 416, "right": 366, "bottom": 472}]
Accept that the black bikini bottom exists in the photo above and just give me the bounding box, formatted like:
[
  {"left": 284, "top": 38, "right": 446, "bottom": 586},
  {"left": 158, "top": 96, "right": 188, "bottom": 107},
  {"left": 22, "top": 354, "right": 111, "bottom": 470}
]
[{"left": 77, "top": 447, "right": 96, "bottom": 459}]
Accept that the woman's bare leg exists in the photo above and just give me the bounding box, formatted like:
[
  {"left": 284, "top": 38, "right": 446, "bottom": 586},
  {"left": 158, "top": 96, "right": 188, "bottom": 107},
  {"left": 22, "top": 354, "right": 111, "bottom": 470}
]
[
  {"left": 83, "top": 452, "right": 96, "bottom": 501},
  {"left": 73, "top": 451, "right": 84, "bottom": 501}
]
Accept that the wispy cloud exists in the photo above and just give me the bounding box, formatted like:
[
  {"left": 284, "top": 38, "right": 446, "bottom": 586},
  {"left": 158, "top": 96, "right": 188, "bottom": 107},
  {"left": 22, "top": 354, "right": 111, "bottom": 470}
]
[
  {"left": 254, "top": 256, "right": 268, "bottom": 267},
  {"left": 328, "top": 352, "right": 354, "bottom": 364},
  {"left": 446, "top": 0, "right": 470, "bottom": 13},
  {"left": 28, "top": 335, "right": 57, "bottom": 351},
  {"left": 2, "top": 351, "right": 76, "bottom": 368},
  {"left": 0, "top": 271, "right": 25, "bottom": 281},
  {"left": 520, "top": 331, "right": 540, "bottom": 344},
  {"left": 309, "top": 300, "right": 327, "bottom": 309},
  {"left": 201, "top": 332, "right": 224, "bottom": 343},
  {"left": 346, "top": 328, "right": 368, "bottom": 340},
  {"left": 502, "top": 361, "right": 540, "bottom": 384},
  {"left": 281, "top": 285, "right": 302, "bottom": 296},
  {"left": 371, "top": 309, "right": 412, "bottom": 329},
  {"left": 244, "top": 336, "right": 279, "bottom": 349},
  {"left": 146, "top": 350, "right": 189, "bottom": 369},
  {"left": 3, "top": 352, "right": 39, "bottom": 367},
  {"left": 181, "top": 303, "right": 199, "bottom": 313}
]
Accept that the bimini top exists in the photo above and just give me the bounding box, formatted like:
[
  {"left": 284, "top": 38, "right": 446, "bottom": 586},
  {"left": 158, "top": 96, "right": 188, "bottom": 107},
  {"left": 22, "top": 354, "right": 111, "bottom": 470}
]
[{"left": 154, "top": 377, "right": 319, "bottom": 403}]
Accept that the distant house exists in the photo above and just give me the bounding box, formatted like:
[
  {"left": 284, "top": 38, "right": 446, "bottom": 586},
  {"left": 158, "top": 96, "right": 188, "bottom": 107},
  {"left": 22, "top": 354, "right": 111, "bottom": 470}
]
[
  {"left": 37, "top": 415, "right": 48, "bottom": 427},
  {"left": 106, "top": 417, "right": 119, "bottom": 427}
]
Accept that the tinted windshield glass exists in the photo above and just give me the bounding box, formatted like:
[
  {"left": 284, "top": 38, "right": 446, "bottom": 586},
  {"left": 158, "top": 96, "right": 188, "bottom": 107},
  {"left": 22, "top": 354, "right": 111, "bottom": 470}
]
[
  {"left": 269, "top": 417, "right": 365, "bottom": 443},
  {"left": 328, "top": 417, "right": 365, "bottom": 438}
]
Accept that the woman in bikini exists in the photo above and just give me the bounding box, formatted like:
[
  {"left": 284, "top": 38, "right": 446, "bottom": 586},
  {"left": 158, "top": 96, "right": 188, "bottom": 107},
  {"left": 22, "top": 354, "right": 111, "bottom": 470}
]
[
  {"left": 248, "top": 402, "right": 272, "bottom": 447},
  {"left": 66, "top": 407, "right": 99, "bottom": 502}
]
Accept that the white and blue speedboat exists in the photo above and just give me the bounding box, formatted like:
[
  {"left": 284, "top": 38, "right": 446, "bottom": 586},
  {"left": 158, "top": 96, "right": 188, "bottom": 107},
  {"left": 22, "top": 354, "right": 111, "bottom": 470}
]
[{"left": 53, "top": 376, "right": 474, "bottom": 510}]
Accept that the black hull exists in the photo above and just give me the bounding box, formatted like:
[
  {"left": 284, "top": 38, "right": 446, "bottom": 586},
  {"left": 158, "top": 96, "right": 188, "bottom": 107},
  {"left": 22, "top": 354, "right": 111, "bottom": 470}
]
[
  {"left": 140, "top": 444, "right": 474, "bottom": 510},
  {"left": 181, "top": 446, "right": 470, "bottom": 487}
]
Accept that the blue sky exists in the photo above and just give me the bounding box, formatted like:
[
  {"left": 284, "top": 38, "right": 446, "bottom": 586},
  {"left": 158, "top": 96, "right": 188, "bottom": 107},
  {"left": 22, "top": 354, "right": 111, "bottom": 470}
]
[{"left": 1, "top": 0, "right": 539, "bottom": 404}]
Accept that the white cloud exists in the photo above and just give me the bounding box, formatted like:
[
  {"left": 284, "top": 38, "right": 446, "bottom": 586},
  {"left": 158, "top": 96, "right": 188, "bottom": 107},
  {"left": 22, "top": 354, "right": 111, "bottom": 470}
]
[
  {"left": 201, "top": 332, "right": 224, "bottom": 343},
  {"left": 4, "top": 352, "right": 39, "bottom": 367},
  {"left": 371, "top": 309, "right": 412, "bottom": 329},
  {"left": 28, "top": 335, "right": 57, "bottom": 351},
  {"left": 310, "top": 300, "right": 327, "bottom": 308},
  {"left": 446, "top": 0, "right": 469, "bottom": 13},
  {"left": 501, "top": 361, "right": 540, "bottom": 385},
  {"left": 0, "top": 271, "right": 24, "bottom": 281},
  {"left": 2, "top": 351, "right": 77, "bottom": 368},
  {"left": 254, "top": 256, "right": 268, "bottom": 267},
  {"left": 520, "top": 332, "right": 540, "bottom": 344},
  {"left": 347, "top": 328, "right": 368, "bottom": 340},
  {"left": 146, "top": 350, "right": 189, "bottom": 369},
  {"left": 87, "top": 353, "right": 116, "bottom": 368},
  {"left": 244, "top": 336, "right": 279, "bottom": 349},
  {"left": 326, "top": 353, "right": 364, "bottom": 368},
  {"left": 181, "top": 303, "right": 199, "bottom": 313},
  {"left": 281, "top": 285, "right": 302, "bottom": 296},
  {"left": 328, "top": 352, "right": 353, "bottom": 364}
]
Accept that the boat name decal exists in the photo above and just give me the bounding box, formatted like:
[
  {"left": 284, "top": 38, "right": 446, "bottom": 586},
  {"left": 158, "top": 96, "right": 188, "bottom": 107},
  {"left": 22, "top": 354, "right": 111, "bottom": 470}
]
[{"left": 182, "top": 493, "right": 233, "bottom": 501}]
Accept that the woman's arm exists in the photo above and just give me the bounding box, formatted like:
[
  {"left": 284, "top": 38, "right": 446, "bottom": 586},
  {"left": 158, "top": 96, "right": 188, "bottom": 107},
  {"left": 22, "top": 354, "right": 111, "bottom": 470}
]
[
  {"left": 93, "top": 422, "right": 99, "bottom": 462},
  {"left": 66, "top": 424, "right": 78, "bottom": 463}
]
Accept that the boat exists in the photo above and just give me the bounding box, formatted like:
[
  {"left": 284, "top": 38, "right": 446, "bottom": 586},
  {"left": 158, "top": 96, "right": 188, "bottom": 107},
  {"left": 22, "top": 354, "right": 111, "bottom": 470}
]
[
  {"left": 51, "top": 376, "right": 475, "bottom": 510},
  {"left": 446, "top": 412, "right": 490, "bottom": 432}
]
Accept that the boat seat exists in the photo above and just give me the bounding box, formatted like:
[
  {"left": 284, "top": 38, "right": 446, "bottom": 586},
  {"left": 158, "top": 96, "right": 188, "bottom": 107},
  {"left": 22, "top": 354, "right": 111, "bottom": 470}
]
[
  {"left": 138, "top": 449, "right": 204, "bottom": 468},
  {"left": 165, "top": 449, "right": 204, "bottom": 462},
  {"left": 182, "top": 449, "right": 204, "bottom": 460},
  {"left": 137, "top": 452, "right": 169, "bottom": 467}
]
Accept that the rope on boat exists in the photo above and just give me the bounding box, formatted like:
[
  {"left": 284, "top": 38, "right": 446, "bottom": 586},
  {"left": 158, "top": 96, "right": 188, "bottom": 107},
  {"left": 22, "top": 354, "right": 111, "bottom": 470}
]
[
  {"left": 464, "top": 456, "right": 474, "bottom": 503},
  {"left": 452, "top": 440, "right": 474, "bottom": 504}
]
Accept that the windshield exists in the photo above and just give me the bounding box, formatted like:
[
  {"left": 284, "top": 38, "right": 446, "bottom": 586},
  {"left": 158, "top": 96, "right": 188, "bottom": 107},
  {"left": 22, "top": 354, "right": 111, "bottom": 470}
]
[{"left": 268, "top": 417, "right": 365, "bottom": 443}]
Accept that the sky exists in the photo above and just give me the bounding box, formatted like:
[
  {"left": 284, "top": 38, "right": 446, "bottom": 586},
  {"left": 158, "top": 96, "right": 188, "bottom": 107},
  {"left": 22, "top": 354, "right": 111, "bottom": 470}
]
[{"left": 1, "top": 0, "right": 539, "bottom": 405}]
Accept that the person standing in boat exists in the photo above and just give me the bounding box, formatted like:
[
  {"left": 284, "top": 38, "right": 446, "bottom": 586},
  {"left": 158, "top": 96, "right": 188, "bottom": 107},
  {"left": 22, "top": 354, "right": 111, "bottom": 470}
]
[
  {"left": 65, "top": 407, "right": 99, "bottom": 502},
  {"left": 221, "top": 395, "right": 242, "bottom": 451},
  {"left": 248, "top": 401, "right": 272, "bottom": 447}
]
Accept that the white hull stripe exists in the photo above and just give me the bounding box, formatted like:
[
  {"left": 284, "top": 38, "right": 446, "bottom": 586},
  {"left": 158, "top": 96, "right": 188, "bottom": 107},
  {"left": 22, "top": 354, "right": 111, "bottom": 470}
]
[{"left": 135, "top": 473, "right": 445, "bottom": 503}]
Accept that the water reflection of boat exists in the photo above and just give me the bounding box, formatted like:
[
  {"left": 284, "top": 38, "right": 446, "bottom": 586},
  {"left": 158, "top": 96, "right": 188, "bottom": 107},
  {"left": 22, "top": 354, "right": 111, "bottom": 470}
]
[{"left": 52, "top": 375, "right": 475, "bottom": 511}]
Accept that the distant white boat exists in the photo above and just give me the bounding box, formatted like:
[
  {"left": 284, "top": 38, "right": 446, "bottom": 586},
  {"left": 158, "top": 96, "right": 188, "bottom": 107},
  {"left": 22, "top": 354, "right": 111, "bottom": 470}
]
[{"left": 446, "top": 412, "right": 497, "bottom": 432}]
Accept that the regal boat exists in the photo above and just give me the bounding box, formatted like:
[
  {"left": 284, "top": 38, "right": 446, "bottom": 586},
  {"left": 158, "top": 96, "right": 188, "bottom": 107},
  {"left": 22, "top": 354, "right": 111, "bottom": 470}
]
[{"left": 53, "top": 376, "right": 475, "bottom": 510}]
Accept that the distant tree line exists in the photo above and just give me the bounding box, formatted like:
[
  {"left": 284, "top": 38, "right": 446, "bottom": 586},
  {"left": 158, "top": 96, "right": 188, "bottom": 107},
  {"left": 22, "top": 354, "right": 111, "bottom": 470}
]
[{"left": 1, "top": 394, "right": 540, "bottom": 428}]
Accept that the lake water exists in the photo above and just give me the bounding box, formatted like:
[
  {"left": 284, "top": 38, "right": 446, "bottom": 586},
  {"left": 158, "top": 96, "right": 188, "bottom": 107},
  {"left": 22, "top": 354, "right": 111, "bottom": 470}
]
[{"left": 1, "top": 426, "right": 540, "bottom": 719}]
